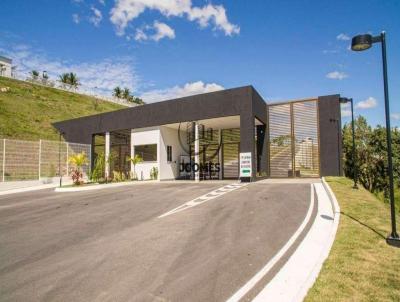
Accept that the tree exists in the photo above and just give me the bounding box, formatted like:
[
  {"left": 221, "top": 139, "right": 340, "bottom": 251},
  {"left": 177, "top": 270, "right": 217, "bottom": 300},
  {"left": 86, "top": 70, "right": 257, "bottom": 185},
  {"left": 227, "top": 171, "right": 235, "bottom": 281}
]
[
  {"left": 90, "top": 152, "right": 105, "bottom": 182},
  {"left": 68, "top": 152, "right": 88, "bottom": 185},
  {"left": 122, "top": 87, "right": 130, "bottom": 100},
  {"left": 342, "top": 115, "right": 400, "bottom": 194},
  {"left": 68, "top": 72, "right": 80, "bottom": 88},
  {"left": 126, "top": 154, "right": 143, "bottom": 180},
  {"left": 129, "top": 96, "right": 145, "bottom": 105},
  {"left": 59, "top": 73, "right": 68, "bottom": 84},
  {"left": 113, "top": 86, "right": 122, "bottom": 98},
  {"left": 30, "top": 70, "right": 39, "bottom": 81},
  {"left": 59, "top": 72, "right": 80, "bottom": 89}
]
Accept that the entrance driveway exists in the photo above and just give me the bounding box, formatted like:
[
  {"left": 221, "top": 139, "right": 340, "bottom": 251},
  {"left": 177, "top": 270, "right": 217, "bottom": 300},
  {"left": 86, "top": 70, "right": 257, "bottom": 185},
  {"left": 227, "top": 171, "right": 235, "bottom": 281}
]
[{"left": 0, "top": 181, "right": 313, "bottom": 302}]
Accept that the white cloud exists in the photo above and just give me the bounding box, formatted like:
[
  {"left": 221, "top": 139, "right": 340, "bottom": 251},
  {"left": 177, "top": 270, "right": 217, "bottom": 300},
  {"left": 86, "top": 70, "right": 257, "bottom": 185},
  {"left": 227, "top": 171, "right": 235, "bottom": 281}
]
[
  {"left": 341, "top": 109, "right": 352, "bottom": 117},
  {"left": 341, "top": 102, "right": 351, "bottom": 117},
  {"left": 356, "top": 97, "right": 377, "bottom": 109},
  {"left": 326, "top": 71, "right": 348, "bottom": 80},
  {"left": 99, "top": 0, "right": 105, "bottom": 5},
  {"left": 391, "top": 113, "right": 400, "bottom": 120},
  {"left": 134, "top": 28, "right": 148, "bottom": 41},
  {"left": 140, "top": 81, "right": 224, "bottom": 103},
  {"left": 72, "top": 13, "right": 80, "bottom": 24},
  {"left": 89, "top": 6, "right": 103, "bottom": 26},
  {"left": 135, "top": 21, "right": 175, "bottom": 41},
  {"left": 336, "top": 33, "right": 350, "bottom": 41},
  {"left": 152, "top": 21, "right": 175, "bottom": 41},
  {"left": 110, "top": 0, "right": 239, "bottom": 37},
  {"left": 4, "top": 44, "right": 139, "bottom": 95}
]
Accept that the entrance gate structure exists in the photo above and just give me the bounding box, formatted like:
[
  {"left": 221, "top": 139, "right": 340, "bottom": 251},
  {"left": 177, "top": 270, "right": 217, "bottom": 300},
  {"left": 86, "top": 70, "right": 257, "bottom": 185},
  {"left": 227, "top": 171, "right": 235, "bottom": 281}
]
[{"left": 268, "top": 99, "right": 320, "bottom": 178}]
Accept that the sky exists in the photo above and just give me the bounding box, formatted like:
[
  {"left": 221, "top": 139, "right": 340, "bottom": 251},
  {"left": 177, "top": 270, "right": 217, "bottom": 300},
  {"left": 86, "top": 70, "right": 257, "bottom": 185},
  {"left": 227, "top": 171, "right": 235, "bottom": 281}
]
[{"left": 0, "top": 0, "right": 399, "bottom": 127}]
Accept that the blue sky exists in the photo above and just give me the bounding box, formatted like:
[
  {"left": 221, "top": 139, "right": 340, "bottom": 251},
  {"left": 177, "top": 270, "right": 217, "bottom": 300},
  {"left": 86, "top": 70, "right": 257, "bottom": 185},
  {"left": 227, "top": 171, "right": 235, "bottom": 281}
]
[{"left": 0, "top": 0, "right": 399, "bottom": 126}]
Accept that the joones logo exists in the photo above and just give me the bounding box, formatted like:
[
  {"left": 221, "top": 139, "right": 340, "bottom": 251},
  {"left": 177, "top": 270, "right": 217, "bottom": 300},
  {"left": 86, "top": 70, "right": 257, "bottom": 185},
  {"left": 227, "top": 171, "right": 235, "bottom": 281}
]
[{"left": 177, "top": 122, "right": 222, "bottom": 174}]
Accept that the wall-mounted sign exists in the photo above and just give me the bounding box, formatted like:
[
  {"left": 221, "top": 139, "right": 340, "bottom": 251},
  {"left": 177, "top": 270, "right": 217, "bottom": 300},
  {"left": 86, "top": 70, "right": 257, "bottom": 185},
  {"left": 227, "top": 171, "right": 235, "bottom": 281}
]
[{"left": 239, "top": 152, "right": 252, "bottom": 177}]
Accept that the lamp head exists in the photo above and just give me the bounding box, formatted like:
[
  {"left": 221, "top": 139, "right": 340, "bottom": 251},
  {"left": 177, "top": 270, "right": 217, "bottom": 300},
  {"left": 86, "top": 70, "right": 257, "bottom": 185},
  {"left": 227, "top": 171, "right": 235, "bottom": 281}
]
[
  {"left": 351, "top": 34, "right": 373, "bottom": 51},
  {"left": 339, "top": 97, "right": 351, "bottom": 104}
]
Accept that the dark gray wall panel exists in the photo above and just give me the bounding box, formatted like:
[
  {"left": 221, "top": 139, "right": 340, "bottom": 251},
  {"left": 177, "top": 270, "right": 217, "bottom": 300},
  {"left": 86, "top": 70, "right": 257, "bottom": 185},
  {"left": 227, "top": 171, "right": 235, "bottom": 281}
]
[
  {"left": 318, "top": 95, "right": 342, "bottom": 176},
  {"left": 53, "top": 86, "right": 254, "bottom": 144}
]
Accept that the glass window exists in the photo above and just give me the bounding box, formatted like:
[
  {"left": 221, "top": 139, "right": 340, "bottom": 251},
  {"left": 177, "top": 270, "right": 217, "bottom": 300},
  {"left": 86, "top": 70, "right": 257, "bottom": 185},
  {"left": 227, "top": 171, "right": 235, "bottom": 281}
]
[
  {"left": 135, "top": 144, "right": 157, "bottom": 162},
  {"left": 167, "top": 145, "right": 172, "bottom": 162}
]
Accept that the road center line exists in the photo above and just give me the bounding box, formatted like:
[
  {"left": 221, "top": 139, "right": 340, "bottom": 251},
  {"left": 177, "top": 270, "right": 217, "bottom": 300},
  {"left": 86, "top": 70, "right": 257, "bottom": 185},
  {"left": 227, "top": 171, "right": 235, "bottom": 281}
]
[
  {"left": 226, "top": 184, "right": 315, "bottom": 302},
  {"left": 158, "top": 183, "right": 248, "bottom": 218}
]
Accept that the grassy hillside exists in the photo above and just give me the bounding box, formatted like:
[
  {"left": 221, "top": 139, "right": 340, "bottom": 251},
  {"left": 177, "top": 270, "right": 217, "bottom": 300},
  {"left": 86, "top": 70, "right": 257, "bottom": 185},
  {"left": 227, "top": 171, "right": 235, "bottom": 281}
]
[
  {"left": 0, "top": 76, "right": 125, "bottom": 141},
  {"left": 306, "top": 177, "right": 400, "bottom": 301}
]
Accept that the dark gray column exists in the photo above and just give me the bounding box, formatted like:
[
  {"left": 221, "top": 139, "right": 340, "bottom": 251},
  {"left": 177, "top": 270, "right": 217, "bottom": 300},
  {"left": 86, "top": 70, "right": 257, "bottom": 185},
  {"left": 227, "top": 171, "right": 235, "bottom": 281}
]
[
  {"left": 240, "top": 111, "right": 255, "bottom": 181},
  {"left": 318, "top": 95, "right": 342, "bottom": 176},
  {"left": 256, "top": 124, "right": 267, "bottom": 176}
]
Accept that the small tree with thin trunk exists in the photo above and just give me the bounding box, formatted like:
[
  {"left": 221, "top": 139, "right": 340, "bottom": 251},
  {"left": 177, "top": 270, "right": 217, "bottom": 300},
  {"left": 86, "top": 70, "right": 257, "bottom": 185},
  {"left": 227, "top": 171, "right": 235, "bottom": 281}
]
[{"left": 127, "top": 154, "right": 143, "bottom": 180}]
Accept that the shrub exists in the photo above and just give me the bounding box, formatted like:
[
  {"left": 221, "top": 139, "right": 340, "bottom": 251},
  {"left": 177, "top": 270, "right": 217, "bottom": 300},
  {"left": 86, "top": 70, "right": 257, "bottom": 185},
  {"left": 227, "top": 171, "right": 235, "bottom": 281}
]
[
  {"left": 68, "top": 152, "right": 88, "bottom": 185},
  {"left": 150, "top": 167, "right": 158, "bottom": 180}
]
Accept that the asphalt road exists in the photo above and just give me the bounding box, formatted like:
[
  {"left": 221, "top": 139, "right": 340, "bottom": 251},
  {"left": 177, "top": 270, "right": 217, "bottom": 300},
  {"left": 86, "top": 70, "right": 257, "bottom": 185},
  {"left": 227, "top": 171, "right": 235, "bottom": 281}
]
[{"left": 0, "top": 182, "right": 312, "bottom": 302}]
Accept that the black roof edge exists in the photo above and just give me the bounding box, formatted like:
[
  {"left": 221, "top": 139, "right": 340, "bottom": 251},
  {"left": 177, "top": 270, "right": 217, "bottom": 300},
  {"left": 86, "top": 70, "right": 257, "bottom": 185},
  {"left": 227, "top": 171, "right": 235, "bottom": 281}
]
[{"left": 52, "top": 85, "right": 257, "bottom": 127}]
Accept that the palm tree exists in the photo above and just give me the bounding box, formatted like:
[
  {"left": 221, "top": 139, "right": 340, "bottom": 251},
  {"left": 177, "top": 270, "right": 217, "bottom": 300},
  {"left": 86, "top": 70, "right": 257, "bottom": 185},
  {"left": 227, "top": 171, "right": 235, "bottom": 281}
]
[
  {"left": 113, "top": 86, "right": 122, "bottom": 98},
  {"left": 122, "top": 87, "right": 130, "bottom": 100},
  {"left": 68, "top": 72, "right": 80, "bottom": 88},
  {"left": 30, "top": 70, "right": 39, "bottom": 81},
  {"left": 59, "top": 73, "right": 70, "bottom": 88},
  {"left": 126, "top": 154, "right": 143, "bottom": 180},
  {"left": 59, "top": 72, "right": 80, "bottom": 89}
]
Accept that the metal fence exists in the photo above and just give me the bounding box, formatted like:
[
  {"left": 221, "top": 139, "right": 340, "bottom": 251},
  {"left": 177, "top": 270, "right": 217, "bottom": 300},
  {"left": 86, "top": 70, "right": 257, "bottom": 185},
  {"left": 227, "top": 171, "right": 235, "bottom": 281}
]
[
  {"left": 0, "top": 139, "right": 91, "bottom": 182},
  {"left": 269, "top": 99, "right": 320, "bottom": 177}
]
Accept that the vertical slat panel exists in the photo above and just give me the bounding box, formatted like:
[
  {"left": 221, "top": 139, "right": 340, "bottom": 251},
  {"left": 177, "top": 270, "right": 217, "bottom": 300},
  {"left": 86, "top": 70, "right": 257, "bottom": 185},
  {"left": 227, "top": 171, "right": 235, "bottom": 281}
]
[
  {"left": 293, "top": 100, "right": 320, "bottom": 177},
  {"left": 269, "top": 104, "right": 293, "bottom": 177},
  {"left": 222, "top": 129, "right": 240, "bottom": 179}
]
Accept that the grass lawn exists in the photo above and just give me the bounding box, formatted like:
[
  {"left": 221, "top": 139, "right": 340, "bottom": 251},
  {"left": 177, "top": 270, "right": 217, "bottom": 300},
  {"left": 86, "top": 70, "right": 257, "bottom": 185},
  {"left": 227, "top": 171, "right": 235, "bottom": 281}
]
[
  {"left": 0, "top": 76, "right": 125, "bottom": 141},
  {"left": 375, "top": 188, "right": 400, "bottom": 217},
  {"left": 305, "top": 177, "right": 400, "bottom": 301}
]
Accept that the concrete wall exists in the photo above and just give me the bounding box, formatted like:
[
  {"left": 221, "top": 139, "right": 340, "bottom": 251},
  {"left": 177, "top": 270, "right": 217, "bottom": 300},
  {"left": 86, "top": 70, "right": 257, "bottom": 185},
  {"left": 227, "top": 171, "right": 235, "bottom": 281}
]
[
  {"left": 159, "top": 126, "right": 189, "bottom": 180},
  {"left": 131, "top": 127, "right": 160, "bottom": 180}
]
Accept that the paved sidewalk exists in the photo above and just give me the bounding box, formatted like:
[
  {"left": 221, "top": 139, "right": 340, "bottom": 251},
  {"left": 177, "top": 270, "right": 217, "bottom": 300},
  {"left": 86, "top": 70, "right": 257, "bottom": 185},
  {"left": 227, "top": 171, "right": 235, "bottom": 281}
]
[{"left": 0, "top": 178, "right": 71, "bottom": 195}]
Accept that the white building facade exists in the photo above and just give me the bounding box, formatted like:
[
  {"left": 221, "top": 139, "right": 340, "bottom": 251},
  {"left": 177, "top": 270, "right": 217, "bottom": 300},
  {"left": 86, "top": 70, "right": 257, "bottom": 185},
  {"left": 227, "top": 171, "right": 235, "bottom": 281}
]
[{"left": 0, "top": 56, "right": 14, "bottom": 78}]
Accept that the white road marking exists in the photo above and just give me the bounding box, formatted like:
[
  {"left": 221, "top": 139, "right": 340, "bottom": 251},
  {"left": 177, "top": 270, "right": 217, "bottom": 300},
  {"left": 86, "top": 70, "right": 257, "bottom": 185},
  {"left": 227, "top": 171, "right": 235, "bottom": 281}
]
[
  {"left": 226, "top": 184, "right": 315, "bottom": 302},
  {"left": 158, "top": 182, "right": 248, "bottom": 218},
  {"left": 252, "top": 182, "right": 337, "bottom": 302}
]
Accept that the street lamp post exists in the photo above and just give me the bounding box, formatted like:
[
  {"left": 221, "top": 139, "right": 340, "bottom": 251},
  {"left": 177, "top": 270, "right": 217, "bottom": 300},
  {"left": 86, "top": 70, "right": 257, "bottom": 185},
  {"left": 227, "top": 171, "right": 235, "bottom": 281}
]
[
  {"left": 351, "top": 31, "right": 399, "bottom": 247},
  {"left": 340, "top": 97, "right": 358, "bottom": 189}
]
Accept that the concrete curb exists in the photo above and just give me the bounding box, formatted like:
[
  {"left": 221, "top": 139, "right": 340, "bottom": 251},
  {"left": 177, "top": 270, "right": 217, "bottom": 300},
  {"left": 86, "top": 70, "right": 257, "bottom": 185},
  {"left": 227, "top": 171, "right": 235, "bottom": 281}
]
[
  {"left": 293, "top": 178, "right": 340, "bottom": 300},
  {"left": 0, "top": 184, "right": 59, "bottom": 196},
  {"left": 321, "top": 177, "right": 341, "bottom": 217},
  {"left": 54, "top": 180, "right": 159, "bottom": 192},
  {"left": 251, "top": 179, "right": 341, "bottom": 302}
]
